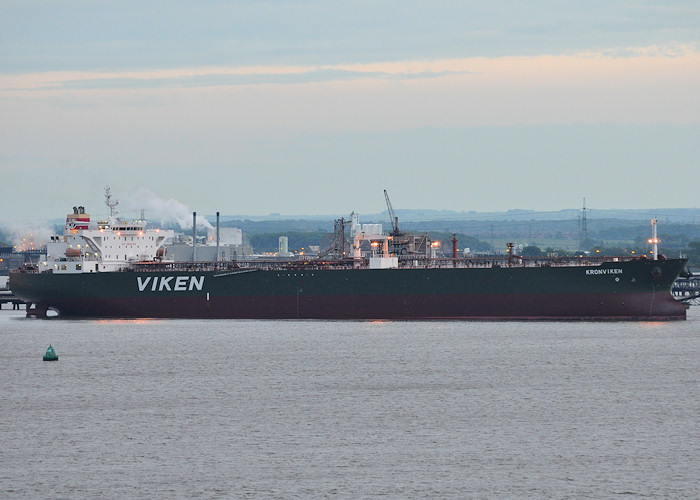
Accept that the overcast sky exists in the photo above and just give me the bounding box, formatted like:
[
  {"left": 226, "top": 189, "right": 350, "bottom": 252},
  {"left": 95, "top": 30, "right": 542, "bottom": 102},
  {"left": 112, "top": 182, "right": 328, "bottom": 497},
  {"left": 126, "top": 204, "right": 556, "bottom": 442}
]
[{"left": 1, "top": 1, "right": 699, "bottom": 224}]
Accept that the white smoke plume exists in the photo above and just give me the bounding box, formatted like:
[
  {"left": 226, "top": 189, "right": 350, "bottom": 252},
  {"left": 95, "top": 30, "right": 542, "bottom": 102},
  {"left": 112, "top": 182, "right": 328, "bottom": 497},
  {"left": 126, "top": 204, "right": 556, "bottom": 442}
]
[
  {"left": 120, "top": 189, "right": 214, "bottom": 230},
  {"left": 2, "top": 222, "right": 57, "bottom": 249}
]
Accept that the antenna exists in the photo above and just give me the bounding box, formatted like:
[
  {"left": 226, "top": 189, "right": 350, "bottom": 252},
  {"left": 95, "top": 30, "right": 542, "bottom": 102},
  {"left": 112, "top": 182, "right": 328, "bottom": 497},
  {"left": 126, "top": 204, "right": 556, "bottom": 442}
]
[{"left": 104, "top": 186, "right": 119, "bottom": 217}]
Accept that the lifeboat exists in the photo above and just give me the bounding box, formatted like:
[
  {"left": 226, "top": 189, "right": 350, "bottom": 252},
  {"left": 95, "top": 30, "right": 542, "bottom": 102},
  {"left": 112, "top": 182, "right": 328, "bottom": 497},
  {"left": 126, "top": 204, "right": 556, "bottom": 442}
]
[
  {"left": 65, "top": 248, "right": 82, "bottom": 258},
  {"left": 155, "top": 247, "right": 166, "bottom": 262}
]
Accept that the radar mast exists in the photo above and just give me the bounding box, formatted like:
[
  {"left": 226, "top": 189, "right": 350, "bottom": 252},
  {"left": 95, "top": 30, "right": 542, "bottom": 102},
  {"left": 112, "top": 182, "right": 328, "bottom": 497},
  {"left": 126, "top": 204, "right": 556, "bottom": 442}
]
[{"left": 104, "top": 186, "right": 119, "bottom": 217}]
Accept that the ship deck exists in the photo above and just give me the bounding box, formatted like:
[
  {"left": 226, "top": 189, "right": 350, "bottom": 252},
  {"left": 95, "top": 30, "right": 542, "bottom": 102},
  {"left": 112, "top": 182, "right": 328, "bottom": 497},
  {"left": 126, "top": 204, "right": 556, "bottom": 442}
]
[
  {"left": 11, "top": 254, "right": 676, "bottom": 275},
  {"left": 128, "top": 255, "right": 654, "bottom": 272}
]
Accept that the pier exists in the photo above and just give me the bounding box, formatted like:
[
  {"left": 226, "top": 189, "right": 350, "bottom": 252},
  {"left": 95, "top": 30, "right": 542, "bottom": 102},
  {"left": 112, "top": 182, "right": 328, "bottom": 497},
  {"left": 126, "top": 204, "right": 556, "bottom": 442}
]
[
  {"left": 0, "top": 289, "right": 26, "bottom": 310},
  {"left": 672, "top": 276, "right": 700, "bottom": 306}
]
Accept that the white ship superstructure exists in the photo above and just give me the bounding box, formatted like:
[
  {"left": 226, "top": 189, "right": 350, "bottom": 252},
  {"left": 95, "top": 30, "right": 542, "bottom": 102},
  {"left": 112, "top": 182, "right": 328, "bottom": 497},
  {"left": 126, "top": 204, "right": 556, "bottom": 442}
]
[{"left": 39, "top": 188, "right": 174, "bottom": 273}]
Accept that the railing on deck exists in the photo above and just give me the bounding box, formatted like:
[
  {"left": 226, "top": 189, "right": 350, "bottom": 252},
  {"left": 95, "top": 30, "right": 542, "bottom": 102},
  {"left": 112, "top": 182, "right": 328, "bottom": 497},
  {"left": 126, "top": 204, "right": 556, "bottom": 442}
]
[
  {"left": 11, "top": 254, "right": 664, "bottom": 274},
  {"left": 132, "top": 254, "right": 652, "bottom": 272}
]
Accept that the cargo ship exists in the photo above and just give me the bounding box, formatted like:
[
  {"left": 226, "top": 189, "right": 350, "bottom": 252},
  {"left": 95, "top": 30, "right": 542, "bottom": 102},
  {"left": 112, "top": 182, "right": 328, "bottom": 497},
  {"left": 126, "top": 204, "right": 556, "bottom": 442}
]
[{"left": 9, "top": 190, "right": 689, "bottom": 320}]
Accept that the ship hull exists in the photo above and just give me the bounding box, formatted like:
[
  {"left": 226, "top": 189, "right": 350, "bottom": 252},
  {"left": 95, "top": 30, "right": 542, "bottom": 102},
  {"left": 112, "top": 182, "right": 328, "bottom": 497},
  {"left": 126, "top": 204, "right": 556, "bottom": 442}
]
[{"left": 9, "top": 259, "right": 688, "bottom": 320}]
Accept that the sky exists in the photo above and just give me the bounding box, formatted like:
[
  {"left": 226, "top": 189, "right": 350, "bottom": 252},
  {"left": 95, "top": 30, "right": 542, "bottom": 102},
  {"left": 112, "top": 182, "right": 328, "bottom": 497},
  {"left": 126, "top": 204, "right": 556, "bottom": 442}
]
[{"left": 1, "top": 1, "right": 699, "bottom": 226}]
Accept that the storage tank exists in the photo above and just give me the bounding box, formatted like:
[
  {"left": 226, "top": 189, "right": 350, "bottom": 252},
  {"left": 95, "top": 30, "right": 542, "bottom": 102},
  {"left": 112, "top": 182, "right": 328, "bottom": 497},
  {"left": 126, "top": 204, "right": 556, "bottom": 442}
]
[{"left": 278, "top": 236, "right": 293, "bottom": 257}]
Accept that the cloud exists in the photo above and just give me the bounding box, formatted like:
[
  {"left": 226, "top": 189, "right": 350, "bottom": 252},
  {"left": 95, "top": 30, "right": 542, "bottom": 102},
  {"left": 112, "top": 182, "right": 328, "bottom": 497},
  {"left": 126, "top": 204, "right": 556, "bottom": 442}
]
[
  {"left": 0, "top": 64, "right": 472, "bottom": 93},
  {"left": 581, "top": 42, "right": 699, "bottom": 59},
  {"left": 2, "top": 44, "right": 697, "bottom": 93}
]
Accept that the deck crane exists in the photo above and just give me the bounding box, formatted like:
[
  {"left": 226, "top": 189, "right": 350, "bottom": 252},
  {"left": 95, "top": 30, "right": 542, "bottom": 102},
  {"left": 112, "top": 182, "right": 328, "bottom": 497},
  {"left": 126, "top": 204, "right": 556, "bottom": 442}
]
[{"left": 384, "top": 190, "right": 402, "bottom": 237}]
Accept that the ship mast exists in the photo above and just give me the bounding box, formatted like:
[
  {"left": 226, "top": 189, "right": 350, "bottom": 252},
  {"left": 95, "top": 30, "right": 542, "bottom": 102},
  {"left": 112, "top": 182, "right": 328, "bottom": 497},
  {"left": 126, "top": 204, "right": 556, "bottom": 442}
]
[
  {"left": 104, "top": 186, "right": 118, "bottom": 217},
  {"left": 649, "top": 218, "right": 659, "bottom": 260},
  {"left": 579, "top": 197, "right": 588, "bottom": 250}
]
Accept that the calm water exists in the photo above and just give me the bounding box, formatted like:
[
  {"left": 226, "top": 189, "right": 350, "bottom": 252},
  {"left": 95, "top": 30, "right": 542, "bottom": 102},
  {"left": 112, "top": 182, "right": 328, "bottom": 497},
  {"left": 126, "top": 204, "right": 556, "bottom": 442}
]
[{"left": 1, "top": 308, "right": 699, "bottom": 499}]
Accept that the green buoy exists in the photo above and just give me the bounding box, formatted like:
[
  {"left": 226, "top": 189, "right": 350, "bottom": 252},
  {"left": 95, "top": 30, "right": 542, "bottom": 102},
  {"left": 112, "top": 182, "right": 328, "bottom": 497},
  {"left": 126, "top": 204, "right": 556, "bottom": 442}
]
[{"left": 43, "top": 345, "right": 58, "bottom": 362}]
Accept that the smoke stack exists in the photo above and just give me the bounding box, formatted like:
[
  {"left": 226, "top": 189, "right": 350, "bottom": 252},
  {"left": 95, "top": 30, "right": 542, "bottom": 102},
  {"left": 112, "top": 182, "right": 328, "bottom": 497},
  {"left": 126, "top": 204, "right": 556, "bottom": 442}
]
[
  {"left": 216, "top": 212, "right": 220, "bottom": 262},
  {"left": 452, "top": 234, "right": 458, "bottom": 266},
  {"left": 193, "top": 212, "right": 197, "bottom": 262}
]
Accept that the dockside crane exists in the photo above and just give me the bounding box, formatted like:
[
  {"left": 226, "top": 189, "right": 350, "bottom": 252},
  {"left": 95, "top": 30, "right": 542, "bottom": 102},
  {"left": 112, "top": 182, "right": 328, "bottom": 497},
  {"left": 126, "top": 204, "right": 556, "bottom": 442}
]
[
  {"left": 383, "top": 190, "right": 432, "bottom": 257},
  {"left": 384, "top": 189, "right": 402, "bottom": 237}
]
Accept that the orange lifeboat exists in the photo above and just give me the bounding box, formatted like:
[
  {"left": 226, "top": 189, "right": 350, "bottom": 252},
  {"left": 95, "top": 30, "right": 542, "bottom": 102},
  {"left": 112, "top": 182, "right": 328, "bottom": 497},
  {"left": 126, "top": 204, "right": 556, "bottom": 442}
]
[{"left": 65, "top": 248, "right": 82, "bottom": 258}]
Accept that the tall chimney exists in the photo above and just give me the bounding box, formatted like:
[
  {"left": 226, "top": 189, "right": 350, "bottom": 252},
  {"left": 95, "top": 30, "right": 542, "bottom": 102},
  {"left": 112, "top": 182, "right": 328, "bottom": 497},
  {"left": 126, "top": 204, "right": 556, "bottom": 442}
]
[
  {"left": 193, "top": 212, "right": 197, "bottom": 262},
  {"left": 451, "top": 234, "right": 458, "bottom": 267},
  {"left": 216, "top": 211, "right": 220, "bottom": 262}
]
